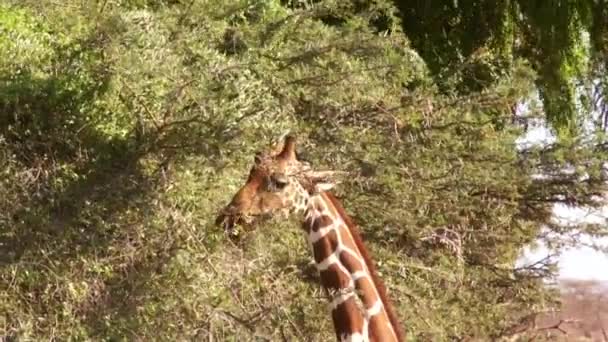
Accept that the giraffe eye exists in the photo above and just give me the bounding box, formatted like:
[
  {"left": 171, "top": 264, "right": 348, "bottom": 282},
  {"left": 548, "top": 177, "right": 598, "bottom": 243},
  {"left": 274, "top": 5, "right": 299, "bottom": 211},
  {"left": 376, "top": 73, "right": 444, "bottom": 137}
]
[{"left": 268, "top": 173, "right": 288, "bottom": 192}]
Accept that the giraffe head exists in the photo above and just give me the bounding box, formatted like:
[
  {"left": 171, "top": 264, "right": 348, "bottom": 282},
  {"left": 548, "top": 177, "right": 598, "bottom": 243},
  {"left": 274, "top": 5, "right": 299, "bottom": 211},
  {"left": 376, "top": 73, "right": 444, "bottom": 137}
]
[{"left": 215, "top": 134, "right": 342, "bottom": 233}]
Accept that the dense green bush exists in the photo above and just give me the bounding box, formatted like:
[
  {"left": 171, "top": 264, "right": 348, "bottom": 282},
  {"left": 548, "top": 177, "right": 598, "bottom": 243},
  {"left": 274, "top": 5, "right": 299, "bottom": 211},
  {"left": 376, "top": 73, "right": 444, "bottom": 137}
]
[{"left": 1, "top": 1, "right": 606, "bottom": 341}]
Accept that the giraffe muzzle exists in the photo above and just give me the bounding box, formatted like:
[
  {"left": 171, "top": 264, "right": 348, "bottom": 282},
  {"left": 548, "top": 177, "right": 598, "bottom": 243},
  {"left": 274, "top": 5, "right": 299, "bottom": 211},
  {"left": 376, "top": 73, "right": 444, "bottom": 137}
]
[{"left": 215, "top": 208, "right": 273, "bottom": 235}]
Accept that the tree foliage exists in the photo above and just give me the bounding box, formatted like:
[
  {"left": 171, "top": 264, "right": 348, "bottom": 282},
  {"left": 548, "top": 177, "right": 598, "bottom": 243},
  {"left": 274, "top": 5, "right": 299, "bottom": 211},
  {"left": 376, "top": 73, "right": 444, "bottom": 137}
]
[
  {"left": 395, "top": 0, "right": 608, "bottom": 135},
  {"left": 0, "top": 0, "right": 606, "bottom": 341}
]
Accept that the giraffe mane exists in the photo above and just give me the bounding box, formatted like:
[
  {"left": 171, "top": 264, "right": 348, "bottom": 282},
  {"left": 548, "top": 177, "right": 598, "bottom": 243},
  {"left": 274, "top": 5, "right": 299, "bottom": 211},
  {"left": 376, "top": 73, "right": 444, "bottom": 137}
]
[{"left": 323, "top": 192, "right": 405, "bottom": 341}]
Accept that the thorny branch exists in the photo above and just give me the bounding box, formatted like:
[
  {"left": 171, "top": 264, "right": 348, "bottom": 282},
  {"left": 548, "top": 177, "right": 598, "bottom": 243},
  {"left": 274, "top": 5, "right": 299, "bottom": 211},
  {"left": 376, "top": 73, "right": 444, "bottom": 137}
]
[
  {"left": 420, "top": 227, "right": 464, "bottom": 262},
  {"left": 498, "top": 311, "right": 580, "bottom": 340},
  {"left": 534, "top": 318, "right": 580, "bottom": 335}
]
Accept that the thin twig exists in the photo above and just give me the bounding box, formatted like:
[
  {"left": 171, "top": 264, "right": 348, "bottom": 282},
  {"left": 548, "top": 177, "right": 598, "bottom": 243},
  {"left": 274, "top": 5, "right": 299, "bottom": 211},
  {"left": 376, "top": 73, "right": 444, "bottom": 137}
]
[
  {"left": 121, "top": 82, "right": 162, "bottom": 131},
  {"left": 536, "top": 318, "right": 578, "bottom": 334}
]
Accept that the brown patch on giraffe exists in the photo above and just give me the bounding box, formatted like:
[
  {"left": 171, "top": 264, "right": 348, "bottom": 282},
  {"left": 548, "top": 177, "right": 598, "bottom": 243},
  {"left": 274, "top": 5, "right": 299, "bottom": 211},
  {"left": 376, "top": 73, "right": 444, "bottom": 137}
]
[
  {"left": 319, "top": 263, "right": 351, "bottom": 291},
  {"left": 336, "top": 224, "right": 359, "bottom": 251},
  {"left": 368, "top": 313, "right": 397, "bottom": 342},
  {"left": 323, "top": 192, "right": 405, "bottom": 342},
  {"left": 303, "top": 216, "right": 313, "bottom": 232},
  {"left": 311, "top": 214, "right": 333, "bottom": 233},
  {"left": 354, "top": 276, "right": 380, "bottom": 310},
  {"left": 312, "top": 228, "right": 339, "bottom": 264},
  {"left": 331, "top": 295, "right": 365, "bottom": 340},
  {"left": 338, "top": 249, "right": 365, "bottom": 274}
]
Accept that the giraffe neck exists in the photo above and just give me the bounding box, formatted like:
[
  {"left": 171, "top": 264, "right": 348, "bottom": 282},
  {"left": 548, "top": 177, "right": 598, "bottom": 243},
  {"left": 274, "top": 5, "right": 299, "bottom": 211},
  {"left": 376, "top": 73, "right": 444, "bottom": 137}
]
[{"left": 301, "top": 192, "right": 403, "bottom": 342}]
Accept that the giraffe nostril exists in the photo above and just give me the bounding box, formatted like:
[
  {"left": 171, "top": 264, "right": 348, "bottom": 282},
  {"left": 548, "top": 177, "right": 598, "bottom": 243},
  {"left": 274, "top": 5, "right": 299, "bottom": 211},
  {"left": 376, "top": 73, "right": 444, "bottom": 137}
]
[
  {"left": 215, "top": 213, "right": 234, "bottom": 231},
  {"left": 215, "top": 214, "right": 226, "bottom": 227},
  {"left": 224, "top": 218, "right": 235, "bottom": 232}
]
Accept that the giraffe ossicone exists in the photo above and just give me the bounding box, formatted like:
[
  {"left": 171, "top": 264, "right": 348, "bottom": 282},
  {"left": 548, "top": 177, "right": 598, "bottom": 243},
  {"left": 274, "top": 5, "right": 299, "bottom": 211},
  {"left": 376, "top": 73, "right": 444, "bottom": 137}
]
[{"left": 215, "top": 134, "right": 404, "bottom": 342}]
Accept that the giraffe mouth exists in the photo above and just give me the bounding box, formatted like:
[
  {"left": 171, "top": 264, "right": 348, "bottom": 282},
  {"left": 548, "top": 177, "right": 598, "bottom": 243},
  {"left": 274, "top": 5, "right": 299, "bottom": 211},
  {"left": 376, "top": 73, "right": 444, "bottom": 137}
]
[
  {"left": 214, "top": 211, "right": 273, "bottom": 235},
  {"left": 214, "top": 212, "right": 247, "bottom": 233}
]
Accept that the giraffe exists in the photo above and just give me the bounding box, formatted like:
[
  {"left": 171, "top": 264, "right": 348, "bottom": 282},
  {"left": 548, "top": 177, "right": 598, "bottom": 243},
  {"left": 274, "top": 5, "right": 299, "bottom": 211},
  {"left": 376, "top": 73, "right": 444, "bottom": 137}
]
[{"left": 215, "top": 134, "right": 404, "bottom": 342}]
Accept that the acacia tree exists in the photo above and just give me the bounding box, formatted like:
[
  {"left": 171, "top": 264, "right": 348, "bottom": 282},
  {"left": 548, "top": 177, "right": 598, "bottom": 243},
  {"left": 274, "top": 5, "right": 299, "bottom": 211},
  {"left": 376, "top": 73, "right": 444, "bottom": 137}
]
[{"left": 393, "top": 0, "right": 608, "bottom": 135}]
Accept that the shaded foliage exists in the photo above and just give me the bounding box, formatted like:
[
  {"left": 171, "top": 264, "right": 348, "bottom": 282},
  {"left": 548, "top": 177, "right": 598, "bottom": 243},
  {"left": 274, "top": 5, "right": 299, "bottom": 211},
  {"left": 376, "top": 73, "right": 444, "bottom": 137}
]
[{"left": 394, "top": 0, "right": 608, "bottom": 135}]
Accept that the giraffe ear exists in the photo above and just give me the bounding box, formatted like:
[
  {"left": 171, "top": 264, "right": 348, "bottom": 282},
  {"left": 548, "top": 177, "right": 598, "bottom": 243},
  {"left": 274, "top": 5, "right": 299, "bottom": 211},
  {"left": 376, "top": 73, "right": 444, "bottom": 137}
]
[
  {"left": 254, "top": 152, "right": 264, "bottom": 165},
  {"left": 277, "top": 135, "right": 297, "bottom": 160},
  {"left": 269, "top": 131, "right": 294, "bottom": 157}
]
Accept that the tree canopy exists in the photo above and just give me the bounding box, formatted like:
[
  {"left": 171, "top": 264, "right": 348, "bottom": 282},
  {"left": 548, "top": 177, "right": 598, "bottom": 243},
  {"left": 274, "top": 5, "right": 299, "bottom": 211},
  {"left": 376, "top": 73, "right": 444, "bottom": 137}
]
[{"left": 395, "top": 0, "right": 608, "bottom": 135}]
